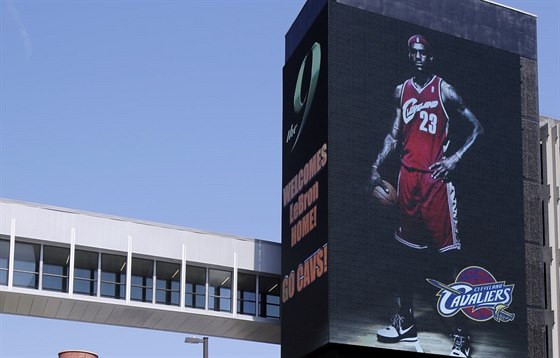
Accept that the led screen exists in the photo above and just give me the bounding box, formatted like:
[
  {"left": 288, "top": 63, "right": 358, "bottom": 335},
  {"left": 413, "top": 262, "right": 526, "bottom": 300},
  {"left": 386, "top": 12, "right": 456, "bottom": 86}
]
[
  {"left": 283, "top": 2, "right": 527, "bottom": 357},
  {"left": 282, "top": 6, "right": 329, "bottom": 358},
  {"left": 327, "top": 3, "right": 527, "bottom": 357}
]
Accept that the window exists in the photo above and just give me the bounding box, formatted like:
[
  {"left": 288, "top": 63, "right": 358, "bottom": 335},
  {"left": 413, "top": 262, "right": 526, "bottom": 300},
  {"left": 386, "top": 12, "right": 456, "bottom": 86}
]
[
  {"left": 156, "top": 261, "right": 180, "bottom": 306},
  {"left": 185, "top": 265, "right": 206, "bottom": 309},
  {"left": 13, "top": 241, "right": 40, "bottom": 289},
  {"left": 209, "top": 269, "right": 231, "bottom": 312},
  {"left": 237, "top": 273, "right": 256, "bottom": 316},
  {"left": 100, "top": 253, "right": 126, "bottom": 300},
  {"left": 259, "top": 276, "right": 281, "bottom": 319},
  {"left": 131, "top": 257, "right": 154, "bottom": 303},
  {"left": 74, "top": 249, "right": 98, "bottom": 296},
  {"left": 42, "top": 245, "right": 69, "bottom": 292},
  {"left": 0, "top": 237, "right": 9, "bottom": 286}
]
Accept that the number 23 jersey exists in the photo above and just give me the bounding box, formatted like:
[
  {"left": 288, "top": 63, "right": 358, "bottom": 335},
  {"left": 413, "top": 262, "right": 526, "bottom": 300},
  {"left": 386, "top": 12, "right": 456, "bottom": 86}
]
[{"left": 400, "top": 75, "right": 449, "bottom": 172}]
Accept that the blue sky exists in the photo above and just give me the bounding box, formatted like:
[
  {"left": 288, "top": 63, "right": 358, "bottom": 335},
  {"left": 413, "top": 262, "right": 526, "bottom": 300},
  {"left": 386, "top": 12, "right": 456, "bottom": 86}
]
[{"left": 0, "top": 0, "right": 558, "bottom": 357}]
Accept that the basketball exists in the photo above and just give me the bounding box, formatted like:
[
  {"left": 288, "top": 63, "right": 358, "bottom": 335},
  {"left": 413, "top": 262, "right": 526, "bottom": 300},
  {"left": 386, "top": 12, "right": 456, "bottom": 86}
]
[{"left": 372, "top": 180, "right": 397, "bottom": 206}]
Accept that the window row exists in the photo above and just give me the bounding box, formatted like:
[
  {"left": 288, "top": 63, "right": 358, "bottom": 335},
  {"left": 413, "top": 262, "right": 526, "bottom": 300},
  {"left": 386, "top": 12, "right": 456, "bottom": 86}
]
[{"left": 0, "top": 238, "right": 280, "bottom": 319}]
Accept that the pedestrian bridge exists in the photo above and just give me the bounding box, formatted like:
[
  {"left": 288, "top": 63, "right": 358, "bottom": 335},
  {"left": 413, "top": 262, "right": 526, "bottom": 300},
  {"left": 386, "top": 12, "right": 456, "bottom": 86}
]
[{"left": 0, "top": 200, "right": 281, "bottom": 343}]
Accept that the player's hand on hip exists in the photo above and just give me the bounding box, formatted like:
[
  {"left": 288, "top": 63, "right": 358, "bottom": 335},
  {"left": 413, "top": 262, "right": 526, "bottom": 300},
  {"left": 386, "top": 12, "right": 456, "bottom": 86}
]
[{"left": 430, "top": 154, "right": 460, "bottom": 180}]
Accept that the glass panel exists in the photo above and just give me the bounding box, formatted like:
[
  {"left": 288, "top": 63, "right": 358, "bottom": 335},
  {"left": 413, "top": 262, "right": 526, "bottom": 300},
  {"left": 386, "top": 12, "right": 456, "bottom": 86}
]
[
  {"left": 43, "top": 275, "right": 68, "bottom": 292},
  {"left": 14, "top": 242, "right": 40, "bottom": 272},
  {"left": 0, "top": 271, "right": 7, "bottom": 286},
  {"left": 131, "top": 286, "right": 153, "bottom": 303},
  {"left": 185, "top": 266, "right": 206, "bottom": 292},
  {"left": 74, "top": 250, "right": 98, "bottom": 296},
  {"left": 219, "top": 287, "right": 231, "bottom": 298},
  {"left": 267, "top": 294, "right": 280, "bottom": 304},
  {"left": 131, "top": 257, "right": 154, "bottom": 303},
  {"left": 259, "top": 276, "right": 281, "bottom": 319},
  {"left": 101, "top": 281, "right": 125, "bottom": 298},
  {"left": 219, "top": 297, "right": 231, "bottom": 312},
  {"left": 266, "top": 302, "right": 280, "bottom": 319},
  {"left": 185, "top": 265, "right": 206, "bottom": 309},
  {"left": 74, "top": 278, "right": 97, "bottom": 296},
  {"left": 42, "top": 246, "right": 69, "bottom": 292},
  {"left": 0, "top": 238, "right": 9, "bottom": 286},
  {"left": 43, "top": 246, "right": 69, "bottom": 272},
  {"left": 156, "top": 277, "right": 181, "bottom": 290},
  {"left": 43, "top": 264, "right": 65, "bottom": 276},
  {"left": 237, "top": 300, "right": 256, "bottom": 315},
  {"left": 0, "top": 238, "right": 9, "bottom": 269},
  {"left": 13, "top": 272, "right": 38, "bottom": 288},
  {"left": 13, "top": 242, "right": 40, "bottom": 289},
  {"left": 132, "top": 257, "right": 153, "bottom": 277},
  {"left": 100, "top": 253, "right": 126, "bottom": 300},
  {"left": 75, "top": 267, "right": 98, "bottom": 280},
  {"left": 208, "top": 269, "right": 231, "bottom": 312},
  {"left": 74, "top": 250, "right": 98, "bottom": 275},
  {"left": 101, "top": 253, "right": 127, "bottom": 275},
  {"left": 155, "top": 261, "right": 180, "bottom": 306},
  {"left": 195, "top": 293, "right": 205, "bottom": 308},
  {"left": 132, "top": 275, "right": 153, "bottom": 286},
  {"left": 237, "top": 273, "right": 256, "bottom": 315}
]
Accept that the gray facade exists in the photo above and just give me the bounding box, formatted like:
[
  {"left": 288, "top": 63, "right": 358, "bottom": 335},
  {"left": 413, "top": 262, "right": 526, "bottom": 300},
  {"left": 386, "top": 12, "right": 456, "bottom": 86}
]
[{"left": 540, "top": 116, "right": 560, "bottom": 358}]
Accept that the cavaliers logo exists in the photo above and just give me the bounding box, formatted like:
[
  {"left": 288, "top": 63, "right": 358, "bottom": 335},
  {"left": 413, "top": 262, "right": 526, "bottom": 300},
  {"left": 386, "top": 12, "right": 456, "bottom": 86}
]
[{"left": 427, "top": 266, "right": 515, "bottom": 322}]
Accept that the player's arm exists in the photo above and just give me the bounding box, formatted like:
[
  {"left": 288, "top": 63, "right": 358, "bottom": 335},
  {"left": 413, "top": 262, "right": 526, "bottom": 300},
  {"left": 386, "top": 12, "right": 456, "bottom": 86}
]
[
  {"left": 371, "top": 85, "right": 403, "bottom": 187},
  {"left": 430, "top": 81, "right": 484, "bottom": 179}
]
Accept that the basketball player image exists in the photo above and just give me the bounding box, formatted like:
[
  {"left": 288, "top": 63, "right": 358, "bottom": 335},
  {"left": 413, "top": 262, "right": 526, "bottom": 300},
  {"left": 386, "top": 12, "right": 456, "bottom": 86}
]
[{"left": 370, "top": 35, "right": 484, "bottom": 357}]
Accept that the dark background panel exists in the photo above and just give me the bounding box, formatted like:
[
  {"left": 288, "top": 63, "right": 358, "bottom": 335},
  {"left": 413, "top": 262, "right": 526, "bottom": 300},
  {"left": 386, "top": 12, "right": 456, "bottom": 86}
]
[
  {"left": 328, "top": 2, "right": 526, "bottom": 356},
  {"left": 282, "top": 6, "right": 329, "bottom": 358}
]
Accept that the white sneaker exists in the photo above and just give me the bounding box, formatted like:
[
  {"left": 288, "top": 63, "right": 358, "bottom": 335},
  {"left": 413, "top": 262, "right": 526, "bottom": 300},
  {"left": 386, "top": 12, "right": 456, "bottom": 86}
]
[
  {"left": 376, "top": 314, "right": 418, "bottom": 343},
  {"left": 449, "top": 329, "right": 472, "bottom": 357}
]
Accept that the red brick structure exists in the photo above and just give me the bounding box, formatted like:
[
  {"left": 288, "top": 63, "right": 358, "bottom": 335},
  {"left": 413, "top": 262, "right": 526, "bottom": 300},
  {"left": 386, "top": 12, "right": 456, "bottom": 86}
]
[{"left": 58, "top": 350, "right": 98, "bottom": 358}]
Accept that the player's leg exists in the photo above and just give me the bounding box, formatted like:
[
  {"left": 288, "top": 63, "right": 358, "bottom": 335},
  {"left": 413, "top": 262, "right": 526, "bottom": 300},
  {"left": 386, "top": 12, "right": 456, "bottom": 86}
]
[
  {"left": 423, "top": 179, "right": 472, "bottom": 357},
  {"left": 423, "top": 179, "right": 458, "bottom": 252},
  {"left": 395, "top": 169, "right": 429, "bottom": 250},
  {"left": 421, "top": 250, "right": 473, "bottom": 356},
  {"left": 377, "top": 167, "right": 422, "bottom": 343},
  {"left": 439, "top": 251, "right": 473, "bottom": 358},
  {"left": 376, "top": 242, "right": 421, "bottom": 343}
]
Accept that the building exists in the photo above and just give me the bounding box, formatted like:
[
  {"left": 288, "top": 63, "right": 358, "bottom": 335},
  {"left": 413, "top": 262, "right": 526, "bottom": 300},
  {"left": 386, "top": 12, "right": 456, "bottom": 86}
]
[
  {"left": 541, "top": 116, "right": 560, "bottom": 358},
  {"left": 58, "top": 350, "right": 99, "bottom": 358},
  {"left": 281, "top": 0, "right": 541, "bottom": 356},
  {"left": 0, "top": 199, "right": 281, "bottom": 344}
]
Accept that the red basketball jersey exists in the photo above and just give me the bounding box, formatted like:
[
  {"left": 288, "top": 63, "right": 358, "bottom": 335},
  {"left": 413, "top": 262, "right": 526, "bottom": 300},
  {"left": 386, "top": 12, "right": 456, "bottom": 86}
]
[{"left": 400, "top": 75, "right": 449, "bottom": 171}]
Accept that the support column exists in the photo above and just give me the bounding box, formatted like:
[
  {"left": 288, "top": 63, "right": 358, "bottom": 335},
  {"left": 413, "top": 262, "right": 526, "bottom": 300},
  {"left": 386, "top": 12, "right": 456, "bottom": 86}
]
[{"left": 8, "top": 219, "right": 15, "bottom": 288}]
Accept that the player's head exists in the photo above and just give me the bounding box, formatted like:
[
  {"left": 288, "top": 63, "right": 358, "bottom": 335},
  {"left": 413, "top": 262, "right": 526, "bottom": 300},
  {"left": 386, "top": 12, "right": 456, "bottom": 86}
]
[{"left": 407, "top": 34, "right": 433, "bottom": 71}]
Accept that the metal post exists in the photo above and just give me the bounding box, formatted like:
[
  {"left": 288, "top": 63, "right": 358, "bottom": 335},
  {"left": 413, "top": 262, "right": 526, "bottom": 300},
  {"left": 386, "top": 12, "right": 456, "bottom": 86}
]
[{"left": 202, "top": 337, "right": 208, "bottom": 358}]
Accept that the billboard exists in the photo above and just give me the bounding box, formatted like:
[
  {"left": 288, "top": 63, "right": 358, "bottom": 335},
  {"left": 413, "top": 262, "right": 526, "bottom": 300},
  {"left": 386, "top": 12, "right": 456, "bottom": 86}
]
[
  {"left": 281, "top": 5, "right": 329, "bottom": 358},
  {"left": 327, "top": 3, "right": 527, "bottom": 357},
  {"left": 283, "top": 1, "right": 528, "bottom": 357}
]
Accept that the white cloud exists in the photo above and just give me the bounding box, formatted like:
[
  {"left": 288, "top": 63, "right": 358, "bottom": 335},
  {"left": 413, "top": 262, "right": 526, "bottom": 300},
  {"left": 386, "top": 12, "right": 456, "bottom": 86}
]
[{"left": 7, "top": 0, "right": 33, "bottom": 59}]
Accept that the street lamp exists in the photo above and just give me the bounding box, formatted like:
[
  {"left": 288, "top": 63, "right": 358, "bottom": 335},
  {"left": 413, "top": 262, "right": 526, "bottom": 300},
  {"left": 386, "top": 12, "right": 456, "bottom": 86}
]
[{"left": 184, "top": 336, "right": 208, "bottom": 358}]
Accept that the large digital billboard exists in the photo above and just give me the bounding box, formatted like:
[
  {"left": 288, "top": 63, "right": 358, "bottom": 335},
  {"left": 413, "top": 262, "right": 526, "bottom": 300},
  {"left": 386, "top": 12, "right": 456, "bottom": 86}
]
[{"left": 283, "top": 1, "right": 529, "bottom": 357}]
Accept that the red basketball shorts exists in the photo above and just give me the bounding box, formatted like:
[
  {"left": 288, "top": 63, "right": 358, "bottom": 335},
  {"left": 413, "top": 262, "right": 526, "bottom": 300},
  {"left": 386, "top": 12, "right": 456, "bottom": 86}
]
[{"left": 394, "top": 166, "right": 459, "bottom": 252}]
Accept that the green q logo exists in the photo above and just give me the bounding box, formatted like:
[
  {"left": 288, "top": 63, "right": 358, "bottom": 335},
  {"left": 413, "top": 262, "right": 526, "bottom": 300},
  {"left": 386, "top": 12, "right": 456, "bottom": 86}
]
[{"left": 289, "top": 42, "right": 321, "bottom": 151}]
